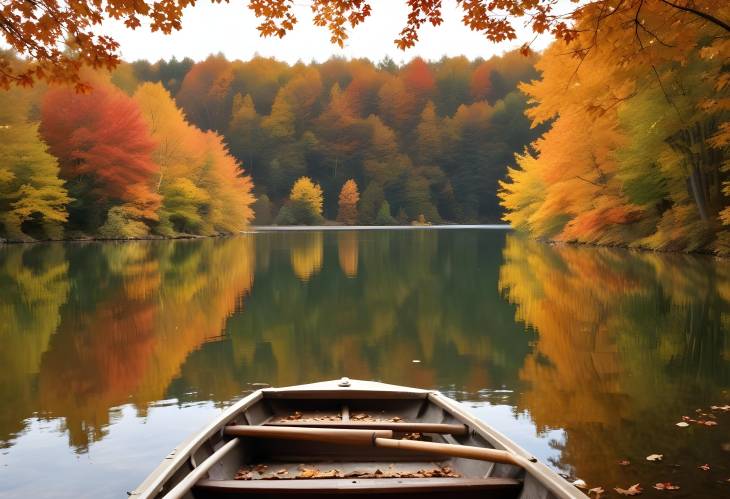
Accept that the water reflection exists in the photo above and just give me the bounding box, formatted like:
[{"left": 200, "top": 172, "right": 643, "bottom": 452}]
[
  {"left": 1, "top": 238, "right": 254, "bottom": 452},
  {"left": 0, "top": 230, "right": 728, "bottom": 498},
  {"left": 499, "top": 234, "right": 730, "bottom": 485}
]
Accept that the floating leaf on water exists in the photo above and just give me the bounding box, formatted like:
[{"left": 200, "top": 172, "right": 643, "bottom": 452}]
[
  {"left": 698, "top": 464, "right": 710, "bottom": 471},
  {"left": 653, "top": 482, "right": 680, "bottom": 491},
  {"left": 618, "top": 459, "right": 631, "bottom": 466},
  {"left": 703, "top": 420, "right": 718, "bottom": 426},
  {"left": 710, "top": 405, "right": 730, "bottom": 412},
  {"left": 675, "top": 422, "right": 689, "bottom": 427},
  {"left": 412, "top": 359, "right": 421, "bottom": 363},
  {"left": 646, "top": 454, "right": 663, "bottom": 462},
  {"left": 614, "top": 483, "right": 642, "bottom": 495}
]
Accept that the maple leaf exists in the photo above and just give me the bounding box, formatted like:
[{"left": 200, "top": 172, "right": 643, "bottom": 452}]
[{"left": 614, "top": 483, "right": 642, "bottom": 496}]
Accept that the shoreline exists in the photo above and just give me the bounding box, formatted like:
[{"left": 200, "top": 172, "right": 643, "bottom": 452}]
[
  {"left": 0, "top": 224, "right": 512, "bottom": 245},
  {"left": 1, "top": 226, "right": 727, "bottom": 258}
]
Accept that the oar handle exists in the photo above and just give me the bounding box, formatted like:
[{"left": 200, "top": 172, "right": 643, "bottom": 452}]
[
  {"left": 224, "top": 425, "right": 393, "bottom": 445},
  {"left": 374, "top": 437, "right": 522, "bottom": 467}
]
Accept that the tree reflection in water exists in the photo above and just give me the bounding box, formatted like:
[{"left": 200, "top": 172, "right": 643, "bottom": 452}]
[{"left": 0, "top": 230, "right": 727, "bottom": 497}]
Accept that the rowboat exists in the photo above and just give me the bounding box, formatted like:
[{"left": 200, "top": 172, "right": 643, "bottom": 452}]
[{"left": 131, "top": 378, "right": 583, "bottom": 499}]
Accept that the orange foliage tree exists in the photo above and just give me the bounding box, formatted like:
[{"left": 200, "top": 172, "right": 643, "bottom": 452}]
[
  {"left": 500, "top": 2, "right": 729, "bottom": 254},
  {"left": 336, "top": 179, "right": 359, "bottom": 225}
]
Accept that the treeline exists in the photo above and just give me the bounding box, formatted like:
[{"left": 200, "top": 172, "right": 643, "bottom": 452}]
[
  {"left": 124, "top": 52, "right": 543, "bottom": 224},
  {"left": 0, "top": 62, "right": 254, "bottom": 241},
  {"left": 0, "top": 51, "right": 544, "bottom": 239},
  {"left": 499, "top": 2, "right": 729, "bottom": 255}
]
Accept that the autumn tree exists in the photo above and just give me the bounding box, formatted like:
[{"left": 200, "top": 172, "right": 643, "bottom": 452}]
[
  {"left": 500, "top": 3, "right": 729, "bottom": 254},
  {"left": 0, "top": 88, "right": 70, "bottom": 240},
  {"left": 40, "top": 75, "right": 160, "bottom": 235},
  {"left": 176, "top": 55, "right": 234, "bottom": 132},
  {"left": 336, "top": 179, "right": 359, "bottom": 225},
  {"left": 290, "top": 177, "right": 323, "bottom": 215},
  {"left": 276, "top": 176, "right": 324, "bottom": 225},
  {"left": 134, "top": 82, "right": 254, "bottom": 235}
]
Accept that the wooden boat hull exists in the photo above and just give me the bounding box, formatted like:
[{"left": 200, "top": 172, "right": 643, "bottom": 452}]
[{"left": 130, "top": 379, "right": 583, "bottom": 499}]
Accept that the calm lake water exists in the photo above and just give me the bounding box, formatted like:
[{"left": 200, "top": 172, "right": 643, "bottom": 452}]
[{"left": 0, "top": 228, "right": 728, "bottom": 498}]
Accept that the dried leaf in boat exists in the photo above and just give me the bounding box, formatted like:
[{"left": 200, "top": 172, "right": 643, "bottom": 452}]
[
  {"left": 614, "top": 483, "right": 642, "bottom": 495},
  {"left": 653, "top": 482, "right": 680, "bottom": 490},
  {"left": 588, "top": 487, "right": 605, "bottom": 498}
]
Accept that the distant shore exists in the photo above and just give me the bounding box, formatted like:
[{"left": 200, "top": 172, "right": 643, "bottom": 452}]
[
  {"left": 0, "top": 224, "right": 512, "bottom": 245},
  {"left": 249, "top": 224, "right": 511, "bottom": 232}
]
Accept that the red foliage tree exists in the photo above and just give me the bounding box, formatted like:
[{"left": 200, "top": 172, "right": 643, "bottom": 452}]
[
  {"left": 401, "top": 57, "right": 435, "bottom": 101},
  {"left": 40, "top": 78, "right": 160, "bottom": 219},
  {"left": 470, "top": 61, "right": 493, "bottom": 101}
]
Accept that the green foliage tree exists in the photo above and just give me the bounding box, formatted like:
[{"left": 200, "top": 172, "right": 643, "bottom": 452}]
[
  {"left": 359, "top": 181, "right": 385, "bottom": 225},
  {"left": 374, "top": 200, "right": 397, "bottom": 225}
]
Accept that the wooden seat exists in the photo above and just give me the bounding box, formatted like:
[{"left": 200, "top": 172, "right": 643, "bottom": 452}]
[{"left": 193, "top": 477, "right": 523, "bottom": 498}]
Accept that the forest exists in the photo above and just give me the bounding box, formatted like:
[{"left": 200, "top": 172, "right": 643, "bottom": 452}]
[
  {"left": 1, "top": 1, "right": 727, "bottom": 254},
  {"left": 0, "top": 50, "right": 541, "bottom": 241},
  {"left": 499, "top": 2, "right": 729, "bottom": 255}
]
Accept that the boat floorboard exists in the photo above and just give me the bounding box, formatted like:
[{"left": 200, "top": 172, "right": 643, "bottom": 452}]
[{"left": 194, "top": 477, "right": 522, "bottom": 498}]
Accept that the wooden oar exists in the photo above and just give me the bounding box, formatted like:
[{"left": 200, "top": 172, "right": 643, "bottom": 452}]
[
  {"left": 374, "top": 437, "right": 522, "bottom": 466},
  {"left": 223, "top": 425, "right": 523, "bottom": 467},
  {"left": 264, "top": 421, "right": 469, "bottom": 436},
  {"left": 224, "top": 425, "right": 393, "bottom": 444}
]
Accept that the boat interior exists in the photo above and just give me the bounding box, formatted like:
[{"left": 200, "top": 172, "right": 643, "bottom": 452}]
[{"left": 152, "top": 390, "right": 547, "bottom": 499}]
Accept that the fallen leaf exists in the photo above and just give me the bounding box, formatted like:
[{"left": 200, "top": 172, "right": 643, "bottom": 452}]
[
  {"left": 572, "top": 478, "right": 587, "bottom": 489},
  {"left": 703, "top": 420, "right": 718, "bottom": 426},
  {"left": 646, "top": 454, "right": 664, "bottom": 462},
  {"left": 391, "top": 416, "right": 402, "bottom": 422},
  {"left": 277, "top": 469, "right": 288, "bottom": 474},
  {"left": 618, "top": 459, "right": 631, "bottom": 466},
  {"left": 698, "top": 464, "right": 710, "bottom": 471},
  {"left": 297, "top": 468, "right": 318, "bottom": 478},
  {"left": 352, "top": 413, "right": 368, "bottom": 420},
  {"left": 653, "top": 482, "right": 680, "bottom": 491},
  {"left": 675, "top": 422, "right": 689, "bottom": 427},
  {"left": 710, "top": 405, "right": 729, "bottom": 412},
  {"left": 615, "top": 483, "right": 642, "bottom": 495},
  {"left": 588, "top": 487, "right": 605, "bottom": 498}
]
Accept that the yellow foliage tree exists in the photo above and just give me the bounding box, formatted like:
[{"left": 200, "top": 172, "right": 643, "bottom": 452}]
[
  {"left": 336, "top": 179, "right": 359, "bottom": 225},
  {"left": 290, "top": 176, "right": 323, "bottom": 216}
]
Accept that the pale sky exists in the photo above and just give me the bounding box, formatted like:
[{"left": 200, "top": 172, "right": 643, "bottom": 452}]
[{"left": 103, "top": 0, "right": 554, "bottom": 64}]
